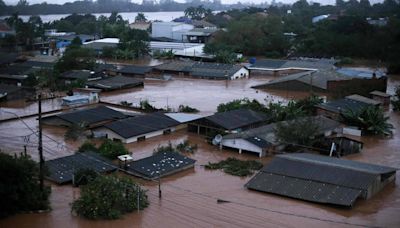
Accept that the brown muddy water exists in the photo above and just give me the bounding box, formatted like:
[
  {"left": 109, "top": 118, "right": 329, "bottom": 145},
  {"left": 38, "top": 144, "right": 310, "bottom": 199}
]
[{"left": 0, "top": 76, "right": 400, "bottom": 227}]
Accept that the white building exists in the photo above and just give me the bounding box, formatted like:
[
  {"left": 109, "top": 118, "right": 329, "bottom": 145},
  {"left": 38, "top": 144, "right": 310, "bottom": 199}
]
[{"left": 152, "top": 22, "right": 194, "bottom": 42}]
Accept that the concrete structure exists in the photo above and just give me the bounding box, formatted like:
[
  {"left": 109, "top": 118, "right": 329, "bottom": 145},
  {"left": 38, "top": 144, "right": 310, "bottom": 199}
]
[
  {"left": 246, "top": 153, "right": 397, "bottom": 207},
  {"left": 72, "top": 88, "right": 101, "bottom": 104},
  {"left": 151, "top": 22, "right": 194, "bottom": 42},
  {"left": 370, "top": 90, "right": 391, "bottom": 106}
]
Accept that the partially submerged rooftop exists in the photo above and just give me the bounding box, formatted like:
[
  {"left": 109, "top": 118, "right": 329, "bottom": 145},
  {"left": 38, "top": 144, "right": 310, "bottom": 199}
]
[
  {"left": 42, "top": 106, "right": 126, "bottom": 127},
  {"left": 86, "top": 75, "right": 143, "bottom": 91},
  {"left": 205, "top": 109, "right": 269, "bottom": 131},
  {"left": 246, "top": 153, "right": 397, "bottom": 207},
  {"left": 124, "top": 152, "right": 196, "bottom": 180},
  {"left": 45, "top": 152, "right": 117, "bottom": 184}
]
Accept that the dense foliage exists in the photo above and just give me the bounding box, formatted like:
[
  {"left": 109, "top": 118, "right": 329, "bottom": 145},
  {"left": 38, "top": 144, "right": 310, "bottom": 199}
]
[
  {"left": 0, "top": 153, "right": 51, "bottom": 218},
  {"left": 78, "top": 141, "right": 98, "bottom": 153},
  {"left": 205, "top": 157, "right": 263, "bottom": 177},
  {"left": 216, "top": 96, "right": 321, "bottom": 122},
  {"left": 178, "top": 104, "right": 199, "bottom": 113},
  {"left": 274, "top": 117, "right": 321, "bottom": 150},
  {"left": 72, "top": 175, "right": 148, "bottom": 220},
  {"left": 153, "top": 140, "right": 198, "bottom": 154},
  {"left": 98, "top": 139, "right": 129, "bottom": 159},
  {"left": 341, "top": 106, "right": 393, "bottom": 136},
  {"left": 64, "top": 123, "right": 86, "bottom": 141},
  {"left": 55, "top": 46, "right": 96, "bottom": 73},
  {"left": 73, "top": 168, "right": 99, "bottom": 187}
]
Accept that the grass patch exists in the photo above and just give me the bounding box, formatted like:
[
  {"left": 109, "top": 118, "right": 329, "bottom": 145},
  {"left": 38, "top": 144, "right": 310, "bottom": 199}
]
[{"left": 205, "top": 157, "right": 263, "bottom": 177}]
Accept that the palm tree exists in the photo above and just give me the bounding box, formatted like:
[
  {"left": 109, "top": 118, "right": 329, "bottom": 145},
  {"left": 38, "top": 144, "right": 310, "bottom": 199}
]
[{"left": 341, "top": 106, "right": 393, "bottom": 136}]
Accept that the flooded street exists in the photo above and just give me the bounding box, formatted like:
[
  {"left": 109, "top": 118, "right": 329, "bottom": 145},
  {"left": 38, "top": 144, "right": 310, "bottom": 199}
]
[{"left": 0, "top": 75, "right": 400, "bottom": 227}]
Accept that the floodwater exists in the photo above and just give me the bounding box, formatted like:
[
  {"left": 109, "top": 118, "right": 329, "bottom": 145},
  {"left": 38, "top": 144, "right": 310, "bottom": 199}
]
[
  {"left": 0, "top": 11, "right": 187, "bottom": 23},
  {"left": 0, "top": 75, "right": 400, "bottom": 227}
]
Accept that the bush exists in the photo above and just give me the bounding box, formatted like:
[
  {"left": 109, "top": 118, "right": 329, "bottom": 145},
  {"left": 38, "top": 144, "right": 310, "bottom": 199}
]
[
  {"left": 153, "top": 141, "right": 175, "bottom": 154},
  {"left": 78, "top": 141, "right": 98, "bottom": 153},
  {"left": 73, "top": 168, "right": 98, "bottom": 187},
  {"left": 205, "top": 157, "right": 263, "bottom": 176},
  {"left": 98, "top": 139, "right": 129, "bottom": 159},
  {"left": 0, "top": 153, "right": 51, "bottom": 218},
  {"left": 176, "top": 139, "right": 198, "bottom": 154},
  {"left": 65, "top": 123, "right": 86, "bottom": 141},
  {"left": 178, "top": 105, "right": 199, "bottom": 113},
  {"left": 140, "top": 99, "right": 157, "bottom": 112},
  {"left": 71, "top": 175, "right": 149, "bottom": 220}
]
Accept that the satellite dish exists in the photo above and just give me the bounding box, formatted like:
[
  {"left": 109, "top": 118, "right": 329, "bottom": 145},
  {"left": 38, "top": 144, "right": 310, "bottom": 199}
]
[{"left": 212, "top": 134, "right": 223, "bottom": 145}]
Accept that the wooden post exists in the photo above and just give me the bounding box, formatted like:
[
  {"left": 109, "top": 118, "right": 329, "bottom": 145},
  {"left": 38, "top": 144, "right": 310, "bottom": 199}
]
[{"left": 38, "top": 94, "right": 44, "bottom": 191}]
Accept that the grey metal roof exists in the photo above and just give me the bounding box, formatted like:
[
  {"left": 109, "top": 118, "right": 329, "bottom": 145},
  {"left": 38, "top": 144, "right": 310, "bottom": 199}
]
[
  {"left": 104, "top": 113, "right": 180, "bottom": 139},
  {"left": 246, "top": 171, "right": 362, "bottom": 207},
  {"left": 19, "top": 61, "right": 55, "bottom": 69},
  {"left": 60, "top": 70, "right": 92, "bottom": 80},
  {"left": 250, "top": 59, "right": 287, "bottom": 69},
  {"left": 191, "top": 62, "right": 243, "bottom": 79},
  {"left": 246, "top": 153, "right": 396, "bottom": 207},
  {"left": 245, "top": 136, "right": 272, "bottom": 148},
  {"left": 0, "top": 83, "right": 21, "bottom": 94},
  {"left": 370, "top": 90, "right": 390, "bottom": 97},
  {"left": 0, "top": 53, "right": 18, "bottom": 65},
  {"left": 206, "top": 109, "right": 269, "bottom": 130},
  {"left": 316, "top": 98, "right": 370, "bottom": 114},
  {"left": 0, "top": 65, "right": 32, "bottom": 75},
  {"left": 345, "top": 94, "right": 381, "bottom": 106},
  {"left": 253, "top": 70, "right": 349, "bottom": 91},
  {"left": 126, "top": 152, "right": 196, "bottom": 180},
  {"left": 154, "top": 61, "right": 194, "bottom": 72},
  {"left": 86, "top": 75, "right": 143, "bottom": 91},
  {"left": 279, "top": 153, "right": 397, "bottom": 175},
  {"left": 45, "top": 152, "right": 117, "bottom": 184},
  {"left": 54, "top": 106, "right": 126, "bottom": 126},
  {"left": 116, "top": 65, "right": 152, "bottom": 75}
]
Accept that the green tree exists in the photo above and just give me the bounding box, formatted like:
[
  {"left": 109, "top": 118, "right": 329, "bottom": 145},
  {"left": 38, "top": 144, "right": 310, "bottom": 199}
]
[
  {"left": 65, "top": 123, "right": 86, "bottom": 141},
  {"left": 0, "top": 153, "right": 51, "bottom": 218},
  {"left": 274, "top": 117, "right": 320, "bottom": 148},
  {"left": 135, "top": 12, "right": 147, "bottom": 22},
  {"left": 55, "top": 47, "right": 96, "bottom": 73},
  {"left": 341, "top": 106, "right": 393, "bottom": 136},
  {"left": 98, "top": 139, "right": 129, "bottom": 159},
  {"left": 71, "top": 175, "right": 148, "bottom": 219}
]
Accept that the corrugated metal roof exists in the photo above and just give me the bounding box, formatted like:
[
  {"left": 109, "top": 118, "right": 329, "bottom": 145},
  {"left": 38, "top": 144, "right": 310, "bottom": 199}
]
[
  {"left": 126, "top": 152, "right": 196, "bottom": 179},
  {"left": 54, "top": 106, "right": 126, "bottom": 126},
  {"left": 206, "top": 109, "right": 269, "bottom": 130},
  {"left": 246, "top": 172, "right": 362, "bottom": 207},
  {"left": 316, "top": 98, "right": 370, "bottom": 114},
  {"left": 104, "top": 113, "right": 180, "bottom": 139},
  {"left": 346, "top": 94, "right": 382, "bottom": 106},
  {"left": 86, "top": 75, "right": 143, "bottom": 91},
  {"left": 45, "top": 152, "right": 117, "bottom": 184},
  {"left": 246, "top": 153, "right": 396, "bottom": 207},
  {"left": 164, "top": 113, "right": 204, "bottom": 123}
]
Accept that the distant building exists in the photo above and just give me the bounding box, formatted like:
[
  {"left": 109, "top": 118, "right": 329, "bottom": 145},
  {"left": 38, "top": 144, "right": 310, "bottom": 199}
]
[
  {"left": 59, "top": 70, "right": 101, "bottom": 85},
  {"left": 112, "top": 65, "right": 152, "bottom": 78},
  {"left": 153, "top": 61, "right": 249, "bottom": 80},
  {"left": 82, "top": 38, "right": 120, "bottom": 54},
  {"left": 151, "top": 22, "right": 194, "bottom": 42},
  {"left": 72, "top": 87, "right": 101, "bottom": 104},
  {"left": 246, "top": 153, "right": 397, "bottom": 207},
  {"left": 86, "top": 75, "right": 144, "bottom": 91},
  {"left": 367, "top": 17, "right": 388, "bottom": 27},
  {"left": 185, "top": 28, "right": 218, "bottom": 43},
  {"left": 0, "top": 21, "right": 15, "bottom": 38},
  {"left": 129, "top": 21, "right": 151, "bottom": 31}
]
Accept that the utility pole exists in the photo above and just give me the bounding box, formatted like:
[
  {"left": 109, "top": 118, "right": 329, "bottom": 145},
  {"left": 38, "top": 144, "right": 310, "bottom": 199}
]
[{"left": 38, "top": 94, "right": 44, "bottom": 191}]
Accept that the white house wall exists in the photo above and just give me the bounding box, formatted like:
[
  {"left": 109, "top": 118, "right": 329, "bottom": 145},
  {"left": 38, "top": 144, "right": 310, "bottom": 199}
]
[
  {"left": 221, "top": 138, "right": 264, "bottom": 157},
  {"left": 232, "top": 67, "right": 250, "bottom": 79},
  {"left": 93, "top": 127, "right": 176, "bottom": 144}
]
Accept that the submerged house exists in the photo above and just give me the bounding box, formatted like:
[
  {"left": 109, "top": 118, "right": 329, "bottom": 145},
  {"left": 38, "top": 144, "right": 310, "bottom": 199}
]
[
  {"left": 153, "top": 61, "right": 249, "bottom": 80},
  {"left": 86, "top": 75, "right": 144, "bottom": 91},
  {"left": 246, "top": 153, "right": 397, "bottom": 207},
  {"left": 42, "top": 106, "right": 126, "bottom": 129},
  {"left": 122, "top": 152, "right": 196, "bottom": 180},
  {"left": 188, "top": 109, "right": 270, "bottom": 136},
  {"left": 94, "top": 113, "right": 180, "bottom": 143},
  {"left": 316, "top": 94, "right": 379, "bottom": 121},
  {"left": 220, "top": 115, "right": 341, "bottom": 157}
]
